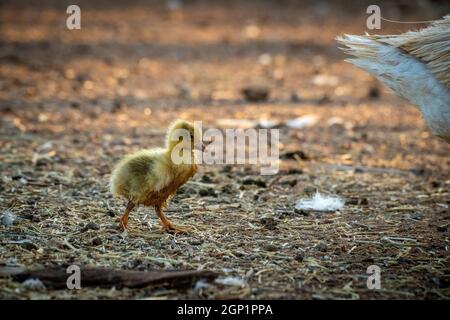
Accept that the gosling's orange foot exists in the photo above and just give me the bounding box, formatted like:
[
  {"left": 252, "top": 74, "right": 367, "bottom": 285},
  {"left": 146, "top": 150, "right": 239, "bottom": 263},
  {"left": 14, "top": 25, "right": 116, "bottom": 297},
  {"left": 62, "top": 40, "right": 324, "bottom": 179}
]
[
  {"left": 162, "top": 223, "right": 189, "bottom": 234},
  {"left": 119, "top": 216, "right": 129, "bottom": 231}
]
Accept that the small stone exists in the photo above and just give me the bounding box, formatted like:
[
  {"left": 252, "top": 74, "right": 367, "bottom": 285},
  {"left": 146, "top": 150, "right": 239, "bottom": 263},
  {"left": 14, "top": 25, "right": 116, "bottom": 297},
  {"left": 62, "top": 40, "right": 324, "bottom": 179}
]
[
  {"left": 303, "top": 186, "right": 317, "bottom": 195},
  {"left": 280, "top": 150, "right": 309, "bottom": 160},
  {"left": 176, "top": 83, "right": 192, "bottom": 99},
  {"left": 345, "top": 197, "right": 369, "bottom": 206},
  {"left": 241, "top": 86, "right": 269, "bottom": 102},
  {"left": 294, "top": 208, "right": 309, "bottom": 216},
  {"left": 354, "top": 167, "right": 364, "bottom": 173},
  {"left": 221, "top": 165, "right": 233, "bottom": 173},
  {"left": 281, "top": 179, "right": 297, "bottom": 187},
  {"left": 81, "top": 221, "right": 100, "bottom": 232},
  {"left": 290, "top": 92, "right": 301, "bottom": 103},
  {"left": 431, "top": 276, "right": 450, "bottom": 288},
  {"left": 410, "top": 167, "right": 427, "bottom": 176},
  {"left": 128, "top": 258, "right": 143, "bottom": 269},
  {"left": 220, "top": 184, "right": 234, "bottom": 194},
  {"left": 201, "top": 174, "right": 212, "bottom": 183},
  {"left": 285, "top": 168, "right": 303, "bottom": 175},
  {"left": 315, "top": 241, "right": 327, "bottom": 252},
  {"left": 410, "top": 212, "right": 423, "bottom": 220},
  {"left": 22, "top": 209, "right": 41, "bottom": 222},
  {"left": 35, "top": 158, "right": 50, "bottom": 167},
  {"left": 263, "top": 243, "right": 278, "bottom": 252},
  {"left": 318, "top": 94, "right": 331, "bottom": 104},
  {"left": 178, "top": 185, "right": 197, "bottom": 196},
  {"left": 26, "top": 197, "right": 40, "bottom": 206},
  {"left": 198, "top": 187, "right": 216, "bottom": 197},
  {"left": 430, "top": 181, "right": 441, "bottom": 188},
  {"left": 69, "top": 101, "right": 80, "bottom": 109},
  {"left": 242, "top": 178, "right": 267, "bottom": 188},
  {"left": 294, "top": 253, "right": 304, "bottom": 262},
  {"left": 367, "top": 86, "right": 380, "bottom": 99},
  {"left": 112, "top": 99, "right": 126, "bottom": 112},
  {"left": 189, "top": 239, "right": 204, "bottom": 246},
  {"left": 91, "top": 237, "right": 103, "bottom": 246},
  {"left": 260, "top": 217, "right": 277, "bottom": 230},
  {"left": 107, "top": 210, "right": 116, "bottom": 217}
]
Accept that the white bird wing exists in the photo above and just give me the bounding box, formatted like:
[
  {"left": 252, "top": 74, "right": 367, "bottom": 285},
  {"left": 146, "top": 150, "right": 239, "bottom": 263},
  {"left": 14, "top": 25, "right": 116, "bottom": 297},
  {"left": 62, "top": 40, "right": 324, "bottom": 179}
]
[
  {"left": 336, "top": 16, "right": 450, "bottom": 142},
  {"left": 370, "top": 15, "right": 450, "bottom": 88}
]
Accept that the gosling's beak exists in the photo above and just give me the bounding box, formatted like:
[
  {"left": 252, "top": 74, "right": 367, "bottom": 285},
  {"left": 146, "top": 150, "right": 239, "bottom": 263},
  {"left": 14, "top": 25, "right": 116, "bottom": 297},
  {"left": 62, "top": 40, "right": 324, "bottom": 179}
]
[{"left": 201, "top": 142, "right": 206, "bottom": 151}]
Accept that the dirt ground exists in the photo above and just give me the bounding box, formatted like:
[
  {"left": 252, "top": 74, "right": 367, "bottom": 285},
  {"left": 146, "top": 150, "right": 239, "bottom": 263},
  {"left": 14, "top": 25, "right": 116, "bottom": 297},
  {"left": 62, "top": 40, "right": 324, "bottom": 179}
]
[{"left": 0, "top": 0, "right": 449, "bottom": 299}]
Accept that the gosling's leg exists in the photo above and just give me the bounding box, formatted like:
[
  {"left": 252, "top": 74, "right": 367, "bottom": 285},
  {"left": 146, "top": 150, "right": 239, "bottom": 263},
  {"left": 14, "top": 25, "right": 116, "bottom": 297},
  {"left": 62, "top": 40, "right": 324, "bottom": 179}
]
[
  {"left": 155, "top": 205, "right": 188, "bottom": 234},
  {"left": 120, "top": 201, "right": 135, "bottom": 230}
]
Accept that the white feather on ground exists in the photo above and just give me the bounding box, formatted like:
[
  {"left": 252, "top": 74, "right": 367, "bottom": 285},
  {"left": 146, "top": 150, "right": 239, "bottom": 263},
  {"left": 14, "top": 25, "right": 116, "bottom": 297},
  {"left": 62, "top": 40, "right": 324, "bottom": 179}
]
[
  {"left": 1, "top": 210, "right": 15, "bottom": 227},
  {"left": 295, "top": 193, "right": 344, "bottom": 212},
  {"left": 285, "top": 115, "right": 318, "bottom": 129},
  {"left": 22, "top": 278, "right": 46, "bottom": 290},
  {"left": 214, "top": 276, "right": 246, "bottom": 287}
]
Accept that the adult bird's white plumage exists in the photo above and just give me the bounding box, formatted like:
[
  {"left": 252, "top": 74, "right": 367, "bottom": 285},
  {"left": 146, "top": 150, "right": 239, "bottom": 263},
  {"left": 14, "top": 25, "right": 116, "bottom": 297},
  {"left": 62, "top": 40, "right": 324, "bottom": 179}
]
[{"left": 336, "top": 15, "right": 450, "bottom": 142}]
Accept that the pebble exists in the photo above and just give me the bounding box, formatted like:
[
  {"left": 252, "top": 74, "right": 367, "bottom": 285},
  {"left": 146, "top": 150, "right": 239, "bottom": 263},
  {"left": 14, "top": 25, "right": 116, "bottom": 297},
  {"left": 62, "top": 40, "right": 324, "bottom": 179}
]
[
  {"left": 201, "top": 174, "right": 213, "bottom": 183},
  {"left": 241, "top": 86, "right": 269, "bottom": 102},
  {"left": 290, "top": 92, "right": 301, "bottom": 102},
  {"left": 107, "top": 210, "right": 116, "bottom": 217},
  {"left": 294, "top": 208, "right": 309, "bottom": 216},
  {"left": 91, "top": 237, "right": 103, "bottom": 246},
  {"left": 198, "top": 187, "right": 216, "bottom": 197},
  {"left": 220, "top": 184, "right": 235, "bottom": 194},
  {"left": 263, "top": 243, "right": 278, "bottom": 252},
  {"left": 345, "top": 197, "right": 369, "bottom": 206},
  {"left": 260, "top": 217, "right": 277, "bottom": 230},
  {"left": 303, "top": 186, "right": 317, "bottom": 195},
  {"left": 284, "top": 168, "right": 303, "bottom": 175},
  {"left": 242, "top": 178, "right": 267, "bottom": 188},
  {"left": 280, "top": 150, "right": 309, "bottom": 160},
  {"left": 81, "top": 221, "right": 100, "bottom": 232},
  {"left": 367, "top": 86, "right": 380, "bottom": 99},
  {"left": 315, "top": 241, "right": 327, "bottom": 252},
  {"left": 294, "top": 253, "right": 304, "bottom": 262},
  {"left": 281, "top": 179, "right": 297, "bottom": 187}
]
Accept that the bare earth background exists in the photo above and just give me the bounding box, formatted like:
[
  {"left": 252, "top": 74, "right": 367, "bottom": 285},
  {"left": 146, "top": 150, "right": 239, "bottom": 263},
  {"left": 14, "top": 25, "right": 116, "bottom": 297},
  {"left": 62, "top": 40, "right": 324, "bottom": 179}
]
[{"left": 0, "top": 0, "right": 449, "bottom": 299}]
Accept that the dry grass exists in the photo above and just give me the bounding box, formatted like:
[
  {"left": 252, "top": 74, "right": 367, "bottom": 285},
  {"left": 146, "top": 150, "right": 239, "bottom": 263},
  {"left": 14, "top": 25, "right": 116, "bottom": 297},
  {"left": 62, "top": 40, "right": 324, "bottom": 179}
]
[{"left": 0, "top": 0, "right": 449, "bottom": 299}]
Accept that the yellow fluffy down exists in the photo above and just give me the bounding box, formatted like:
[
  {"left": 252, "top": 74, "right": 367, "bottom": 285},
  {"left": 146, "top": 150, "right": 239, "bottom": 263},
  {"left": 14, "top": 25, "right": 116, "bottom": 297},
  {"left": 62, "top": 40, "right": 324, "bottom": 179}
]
[{"left": 110, "top": 148, "right": 176, "bottom": 204}]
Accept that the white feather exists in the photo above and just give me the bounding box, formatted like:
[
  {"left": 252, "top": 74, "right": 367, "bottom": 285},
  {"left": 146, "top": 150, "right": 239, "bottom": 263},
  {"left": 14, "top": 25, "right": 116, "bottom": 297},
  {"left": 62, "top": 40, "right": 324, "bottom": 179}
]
[
  {"left": 22, "top": 278, "right": 46, "bottom": 290},
  {"left": 295, "top": 193, "right": 344, "bottom": 212},
  {"left": 1, "top": 210, "right": 15, "bottom": 227},
  {"left": 215, "top": 276, "right": 246, "bottom": 287}
]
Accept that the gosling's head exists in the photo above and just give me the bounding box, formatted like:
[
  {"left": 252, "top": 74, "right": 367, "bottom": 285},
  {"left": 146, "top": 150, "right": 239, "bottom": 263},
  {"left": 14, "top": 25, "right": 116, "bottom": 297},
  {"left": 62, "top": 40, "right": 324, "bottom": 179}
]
[{"left": 166, "top": 119, "right": 204, "bottom": 155}]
